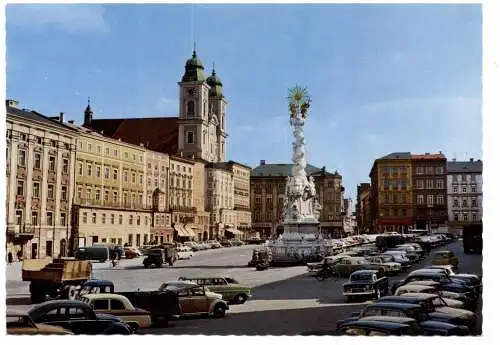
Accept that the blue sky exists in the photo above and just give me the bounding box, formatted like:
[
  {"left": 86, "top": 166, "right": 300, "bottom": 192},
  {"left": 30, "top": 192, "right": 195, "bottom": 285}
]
[{"left": 6, "top": 4, "right": 482, "bottom": 199}]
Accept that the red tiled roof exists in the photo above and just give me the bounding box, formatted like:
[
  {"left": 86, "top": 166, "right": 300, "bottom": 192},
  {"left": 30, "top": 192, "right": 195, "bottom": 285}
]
[{"left": 89, "top": 117, "right": 179, "bottom": 154}]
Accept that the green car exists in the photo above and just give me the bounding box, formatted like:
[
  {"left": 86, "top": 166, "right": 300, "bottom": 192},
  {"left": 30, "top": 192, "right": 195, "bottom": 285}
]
[{"left": 178, "top": 276, "right": 252, "bottom": 304}]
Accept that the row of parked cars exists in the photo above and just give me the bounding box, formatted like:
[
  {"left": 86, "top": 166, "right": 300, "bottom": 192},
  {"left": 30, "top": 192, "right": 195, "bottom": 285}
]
[
  {"left": 328, "top": 264, "right": 482, "bottom": 336},
  {"left": 8, "top": 275, "right": 254, "bottom": 335}
]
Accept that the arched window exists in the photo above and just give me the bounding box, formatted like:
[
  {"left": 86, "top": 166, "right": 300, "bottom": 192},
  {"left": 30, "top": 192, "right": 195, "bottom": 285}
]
[{"left": 187, "top": 101, "right": 195, "bottom": 117}]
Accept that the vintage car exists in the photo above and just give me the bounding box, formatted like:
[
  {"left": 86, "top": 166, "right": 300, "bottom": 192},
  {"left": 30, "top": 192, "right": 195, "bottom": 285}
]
[
  {"left": 377, "top": 295, "right": 477, "bottom": 333},
  {"left": 343, "top": 270, "right": 389, "bottom": 301},
  {"left": 27, "top": 300, "right": 133, "bottom": 335},
  {"left": 391, "top": 270, "right": 476, "bottom": 297},
  {"left": 142, "top": 245, "right": 177, "bottom": 268},
  {"left": 177, "top": 246, "right": 194, "bottom": 260},
  {"left": 394, "top": 244, "right": 423, "bottom": 260},
  {"left": 306, "top": 254, "right": 351, "bottom": 272},
  {"left": 332, "top": 256, "right": 383, "bottom": 278},
  {"left": 431, "top": 250, "right": 459, "bottom": 268},
  {"left": 396, "top": 280, "right": 475, "bottom": 309},
  {"left": 160, "top": 281, "right": 228, "bottom": 317},
  {"left": 337, "top": 320, "right": 416, "bottom": 336},
  {"left": 7, "top": 309, "right": 73, "bottom": 335},
  {"left": 178, "top": 276, "right": 252, "bottom": 304},
  {"left": 78, "top": 293, "right": 152, "bottom": 330},
  {"left": 394, "top": 284, "right": 464, "bottom": 309},
  {"left": 424, "top": 265, "right": 482, "bottom": 293},
  {"left": 358, "top": 316, "right": 469, "bottom": 336},
  {"left": 124, "top": 247, "right": 141, "bottom": 259},
  {"left": 366, "top": 255, "right": 402, "bottom": 275},
  {"left": 207, "top": 240, "right": 222, "bottom": 248}
]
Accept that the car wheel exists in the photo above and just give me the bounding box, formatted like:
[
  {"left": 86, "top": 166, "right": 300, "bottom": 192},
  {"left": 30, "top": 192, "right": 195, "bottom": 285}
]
[
  {"left": 213, "top": 304, "right": 226, "bottom": 318},
  {"left": 234, "top": 294, "right": 248, "bottom": 304}
]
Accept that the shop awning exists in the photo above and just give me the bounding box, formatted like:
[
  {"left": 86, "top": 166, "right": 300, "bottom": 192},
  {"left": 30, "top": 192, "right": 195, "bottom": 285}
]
[
  {"left": 225, "top": 228, "right": 243, "bottom": 235},
  {"left": 174, "top": 224, "right": 196, "bottom": 238},
  {"left": 184, "top": 225, "right": 197, "bottom": 238}
]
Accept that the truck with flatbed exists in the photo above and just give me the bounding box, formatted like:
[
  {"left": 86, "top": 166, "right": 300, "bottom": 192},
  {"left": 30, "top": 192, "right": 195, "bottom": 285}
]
[
  {"left": 22, "top": 258, "right": 92, "bottom": 303},
  {"left": 142, "top": 244, "right": 178, "bottom": 268}
]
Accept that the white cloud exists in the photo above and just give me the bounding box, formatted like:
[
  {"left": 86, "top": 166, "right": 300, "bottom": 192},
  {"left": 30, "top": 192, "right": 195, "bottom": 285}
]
[
  {"left": 7, "top": 5, "right": 108, "bottom": 34},
  {"left": 156, "top": 97, "right": 178, "bottom": 113}
]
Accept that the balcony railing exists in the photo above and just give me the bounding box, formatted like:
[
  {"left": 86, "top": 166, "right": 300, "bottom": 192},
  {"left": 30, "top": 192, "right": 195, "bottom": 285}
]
[{"left": 169, "top": 206, "right": 197, "bottom": 213}]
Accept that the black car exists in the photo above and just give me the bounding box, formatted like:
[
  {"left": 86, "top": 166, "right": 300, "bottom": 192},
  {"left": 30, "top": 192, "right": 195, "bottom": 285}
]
[
  {"left": 338, "top": 319, "right": 417, "bottom": 336},
  {"left": 343, "top": 270, "right": 389, "bottom": 301},
  {"left": 28, "top": 300, "right": 132, "bottom": 335},
  {"left": 391, "top": 271, "right": 476, "bottom": 297},
  {"left": 377, "top": 295, "right": 477, "bottom": 333}
]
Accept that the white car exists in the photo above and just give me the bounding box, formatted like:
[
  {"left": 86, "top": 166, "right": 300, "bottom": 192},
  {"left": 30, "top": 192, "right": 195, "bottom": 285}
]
[
  {"left": 394, "top": 285, "right": 465, "bottom": 309},
  {"left": 177, "top": 246, "right": 194, "bottom": 260}
]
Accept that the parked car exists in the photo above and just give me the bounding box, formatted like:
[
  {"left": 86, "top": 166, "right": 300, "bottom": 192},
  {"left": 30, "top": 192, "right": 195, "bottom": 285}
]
[
  {"left": 431, "top": 250, "right": 459, "bottom": 268},
  {"left": 143, "top": 245, "right": 177, "bottom": 268},
  {"left": 159, "top": 281, "right": 222, "bottom": 299},
  {"left": 27, "top": 300, "right": 133, "bottom": 335},
  {"left": 178, "top": 276, "right": 252, "bottom": 304},
  {"left": 331, "top": 257, "right": 383, "bottom": 278},
  {"left": 378, "top": 253, "right": 411, "bottom": 272},
  {"left": 377, "top": 295, "right": 477, "bottom": 333},
  {"left": 394, "top": 284, "right": 464, "bottom": 309},
  {"left": 7, "top": 309, "right": 73, "bottom": 335},
  {"left": 160, "top": 281, "right": 228, "bottom": 317},
  {"left": 397, "top": 280, "right": 475, "bottom": 309},
  {"left": 207, "top": 240, "right": 221, "bottom": 249},
  {"left": 306, "top": 254, "right": 352, "bottom": 272},
  {"left": 338, "top": 319, "right": 417, "bottom": 336},
  {"left": 343, "top": 270, "right": 389, "bottom": 301},
  {"left": 391, "top": 270, "right": 476, "bottom": 297},
  {"left": 386, "top": 248, "right": 418, "bottom": 263},
  {"left": 220, "top": 239, "right": 232, "bottom": 247},
  {"left": 424, "top": 265, "right": 482, "bottom": 293},
  {"left": 177, "top": 246, "right": 194, "bottom": 260},
  {"left": 365, "top": 256, "right": 402, "bottom": 275},
  {"left": 78, "top": 293, "right": 152, "bottom": 331},
  {"left": 183, "top": 241, "right": 201, "bottom": 251}
]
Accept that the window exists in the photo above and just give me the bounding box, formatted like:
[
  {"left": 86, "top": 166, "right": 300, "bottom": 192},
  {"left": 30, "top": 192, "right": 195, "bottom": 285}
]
[
  {"left": 124, "top": 171, "right": 128, "bottom": 182},
  {"left": 186, "top": 131, "right": 194, "bottom": 144},
  {"left": 436, "top": 195, "right": 444, "bottom": 205},
  {"left": 137, "top": 216, "right": 141, "bottom": 225},
  {"left": 132, "top": 173, "right": 137, "bottom": 183},
  {"left": 105, "top": 147, "right": 109, "bottom": 155},
  {"left": 417, "top": 180, "right": 424, "bottom": 189},
  {"left": 104, "top": 190, "right": 109, "bottom": 201},
  {"left": 472, "top": 198, "right": 477, "bottom": 207},
  {"left": 96, "top": 166, "right": 101, "bottom": 178},
  {"left": 119, "top": 215, "right": 123, "bottom": 225},
  {"left": 136, "top": 234, "right": 141, "bottom": 247},
  {"left": 462, "top": 198, "right": 468, "bottom": 207},
  {"left": 416, "top": 167, "right": 424, "bottom": 175},
  {"left": 111, "top": 214, "right": 115, "bottom": 224},
  {"left": 417, "top": 194, "right": 424, "bottom": 205},
  {"left": 124, "top": 152, "right": 128, "bottom": 159},
  {"left": 87, "top": 164, "right": 92, "bottom": 176},
  {"left": 452, "top": 186, "right": 458, "bottom": 193},
  {"left": 462, "top": 185, "right": 467, "bottom": 193},
  {"left": 82, "top": 212, "right": 88, "bottom": 224},
  {"left": 453, "top": 198, "right": 459, "bottom": 207},
  {"left": 114, "top": 149, "right": 118, "bottom": 157},
  {"left": 48, "top": 156, "right": 56, "bottom": 171},
  {"left": 93, "top": 300, "right": 109, "bottom": 310},
  {"left": 102, "top": 214, "right": 106, "bottom": 224},
  {"left": 62, "top": 159, "right": 69, "bottom": 173},
  {"left": 129, "top": 215, "right": 133, "bottom": 225},
  {"left": 97, "top": 145, "right": 101, "bottom": 154},
  {"left": 148, "top": 178, "right": 151, "bottom": 187},
  {"left": 95, "top": 189, "right": 101, "bottom": 201},
  {"left": 436, "top": 166, "right": 444, "bottom": 174},
  {"left": 426, "top": 167, "right": 433, "bottom": 174},
  {"left": 16, "top": 180, "right": 25, "bottom": 196},
  {"left": 427, "top": 195, "right": 434, "bottom": 205},
  {"left": 46, "top": 212, "right": 53, "bottom": 226},
  {"left": 60, "top": 213, "right": 66, "bottom": 226},
  {"left": 47, "top": 184, "right": 54, "bottom": 199},
  {"left": 104, "top": 167, "right": 110, "bottom": 179},
  {"left": 79, "top": 141, "right": 83, "bottom": 150},
  {"left": 463, "top": 213, "right": 468, "bottom": 221},
  {"left": 45, "top": 241, "right": 53, "bottom": 257},
  {"left": 187, "top": 100, "right": 195, "bottom": 116},
  {"left": 86, "top": 188, "right": 91, "bottom": 200},
  {"left": 401, "top": 180, "right": 408, "bottom": 190},
  {"left": 18, "top": 150, "right": 26, "bottom": 166},
  {"left": 435, "top": 180, "right": 444, "bottom": 189},
  {"left": 15, "top": 210, "right": 23, "bottom": 225},
  {"left": 113, "top": 169, "right": 118, "bottom": 180},
  {"left": 112, "top": 191, "right": 117, "bottom": 203},
  {"left": 61, "top": 186, "right": 67, "bottom": 200},
  {"left": 110, "top": 300, "right": 125, "bottom": 310},
  {"left": 471, "top": 185, "right": 477, "bottom": 193},
  {"left": 383, "top": 180, "right": 389, "bottom": 190},
  {"left": 34, "top": 153, "right": 42, "bottom": 169},
  {"left": 32, "top": 211, "right": 39, "bottom": 226},
  {"left": 454, "top": 213, "right": 459, "bottom": 221},
  {"left": 472, "top": 213, "right": 477, "bottom": 221},
  {"left": 92, "top": 213, "right": 97, "bottom": 223},
  {"left": 78, "top": 163, "right": 83, "bottom": 175},
  {"left": 30, "top": 182, "right": 40, "bottom": 197},
  {"left": 87, "top": 143, "right": 92, "bottom": 152},
  {"left": 426, "top": 180, "right": 433, "bottom": 189}
]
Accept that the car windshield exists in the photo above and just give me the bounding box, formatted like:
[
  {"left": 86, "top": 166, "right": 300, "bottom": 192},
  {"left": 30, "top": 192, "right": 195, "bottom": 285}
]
[
  {"left": 224, "top": 277, "right": 239, "bottom": 284},
  {"left": 351, "top": 273, "right": 374, "bottom": 281},
  {"left": 380, "top": 256, "right": 392, "bottom": 262}
]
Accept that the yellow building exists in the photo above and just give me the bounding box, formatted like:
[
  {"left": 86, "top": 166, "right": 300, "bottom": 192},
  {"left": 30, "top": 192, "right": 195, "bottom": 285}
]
[
  {"left": 192, "top": 160, "right": 210, "bottom": 241},
  {"left": 227, "top": 161, "right": 252, "bottom": 236},
  {"left": 69, "top": 104, "right": 151, "bottom": 248}
]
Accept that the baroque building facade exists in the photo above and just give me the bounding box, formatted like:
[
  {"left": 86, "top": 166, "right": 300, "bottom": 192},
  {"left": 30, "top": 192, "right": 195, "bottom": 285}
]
[
  {"left": 446, "top": 158, "right": 482, "bottom": 234},
  {"left": 250, "top": 160, "right": 344, "bottom": 238},
  {"left": 6, "top": 100, "right": 77, "bottom": 259}
]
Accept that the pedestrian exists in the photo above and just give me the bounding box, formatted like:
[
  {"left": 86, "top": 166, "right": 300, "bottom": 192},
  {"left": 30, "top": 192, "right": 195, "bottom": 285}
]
[
  {"left": 17, "top": 250, "right": 23, "bottom": 262},
  {"left": 7, "top": 252, "right": 13, "bottom": 264}
]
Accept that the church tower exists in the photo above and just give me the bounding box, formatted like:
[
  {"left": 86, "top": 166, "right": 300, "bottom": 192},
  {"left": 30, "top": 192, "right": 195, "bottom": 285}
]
[
  {"left": 83, "top": 97, "right": 93, "bottom": 128},
  {"left": 206, "top": 64, "right": 228, "bottom": 162},
  {"left": 178, "top": 49, "right": 227, "bottom": 163}
]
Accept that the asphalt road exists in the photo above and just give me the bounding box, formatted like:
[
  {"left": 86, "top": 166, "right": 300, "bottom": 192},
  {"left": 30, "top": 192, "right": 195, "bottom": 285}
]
[
  {"left": 141, "top": 239, "right": 483, "bottom": 335},
  {"left": 6, "top": 240, "right": 482, "bottom": 335}
]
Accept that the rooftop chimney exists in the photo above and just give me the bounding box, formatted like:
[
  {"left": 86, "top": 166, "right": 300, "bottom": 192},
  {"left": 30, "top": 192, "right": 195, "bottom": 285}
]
[
  {"left": 425, "top": 152, "right": 430, "bottom": 155},
  {"left": 260, "top": 160, "right": 266, "bottom": 165},
  {"left": 59, "top": 112, "right": 64, "bottom": 123},
  {"left": 470, "top": 158, "right": 474, "bottom": 162},
  {"left": 68, "top": 120, "right": 74, "bottom": 124},
  {"left": 6, "top": 99, "right": 19, "bottom": 109}
]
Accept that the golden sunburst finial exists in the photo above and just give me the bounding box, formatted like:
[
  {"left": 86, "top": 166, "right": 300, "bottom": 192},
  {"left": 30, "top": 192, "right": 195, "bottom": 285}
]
[{"left": 287, "top": 85, "right": 311, "bottom": 119}]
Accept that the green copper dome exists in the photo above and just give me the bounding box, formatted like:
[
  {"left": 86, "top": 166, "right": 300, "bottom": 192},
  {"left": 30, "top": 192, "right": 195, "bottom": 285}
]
[
  {"left": 182, "top": 50, "right": 205, "bottom": 82},
  {"left": 207, "top": 67, "right": 223, "bottom": 97}
]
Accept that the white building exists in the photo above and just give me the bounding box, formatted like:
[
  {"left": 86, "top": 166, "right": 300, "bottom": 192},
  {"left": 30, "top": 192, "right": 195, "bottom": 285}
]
[
  {"left": 447, "top": 159, "right": 482, "bottom": 233},
  {"left": 6, "top": 100, "right": 77, "bottom": 259}
]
